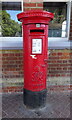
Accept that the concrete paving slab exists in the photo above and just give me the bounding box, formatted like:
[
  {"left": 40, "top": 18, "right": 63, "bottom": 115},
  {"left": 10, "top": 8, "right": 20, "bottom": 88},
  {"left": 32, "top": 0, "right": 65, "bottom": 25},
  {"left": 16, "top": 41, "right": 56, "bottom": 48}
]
[{"left": 2, "top": 91, "right": 71, "bottom": 119}]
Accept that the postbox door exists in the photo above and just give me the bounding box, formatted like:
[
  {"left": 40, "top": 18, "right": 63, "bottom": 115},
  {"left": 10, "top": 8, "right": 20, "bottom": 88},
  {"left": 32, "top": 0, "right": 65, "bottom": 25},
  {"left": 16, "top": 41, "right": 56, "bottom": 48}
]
[{"left": 24, "top": 35, "right": 48, "bottom": 92}]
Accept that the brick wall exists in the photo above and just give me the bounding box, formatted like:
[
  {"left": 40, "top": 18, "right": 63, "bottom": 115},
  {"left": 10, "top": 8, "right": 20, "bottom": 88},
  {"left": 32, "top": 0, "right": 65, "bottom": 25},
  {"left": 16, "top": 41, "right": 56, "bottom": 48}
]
[
  {"left": 2, "top": 49, "right": 72, "bottom": 79},
  {"left": 2, "top": 50, "right": 23, "bottom": 93},
  {"left": 2, "top": 50, "right": 23, "bottom": 78},
  {"left": 1, "top": 49, "right": 72, "bottom": 93},
  {"left": 48, "top": 49, "right": 72, "bottom": 77},
  {"left": 23, "top": 0, "right": 43, "bottom": 11}
]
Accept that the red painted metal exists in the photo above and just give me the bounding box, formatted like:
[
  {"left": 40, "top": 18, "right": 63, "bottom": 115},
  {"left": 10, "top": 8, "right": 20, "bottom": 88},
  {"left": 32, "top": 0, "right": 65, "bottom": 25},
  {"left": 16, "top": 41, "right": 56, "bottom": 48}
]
[{"left": 17, "top": 10, "right": 54, "bottom": 92}]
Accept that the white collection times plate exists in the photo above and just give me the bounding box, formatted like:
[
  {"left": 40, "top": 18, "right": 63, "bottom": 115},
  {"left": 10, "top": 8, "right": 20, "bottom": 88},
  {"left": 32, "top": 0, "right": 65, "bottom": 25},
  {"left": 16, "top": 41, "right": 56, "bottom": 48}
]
[{"left": 32, "top": 39, "right": 42, "bottom": 54}]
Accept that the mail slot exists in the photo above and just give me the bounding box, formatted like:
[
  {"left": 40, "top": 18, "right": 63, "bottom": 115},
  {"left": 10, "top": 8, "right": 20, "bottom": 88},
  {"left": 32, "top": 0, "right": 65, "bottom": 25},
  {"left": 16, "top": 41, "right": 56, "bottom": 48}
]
[
  {"left": 30, "top": 29, "right": 44, "bottom": 33},
  {"left": 17, "top": 10, "right": 54, "bottom": 108}
]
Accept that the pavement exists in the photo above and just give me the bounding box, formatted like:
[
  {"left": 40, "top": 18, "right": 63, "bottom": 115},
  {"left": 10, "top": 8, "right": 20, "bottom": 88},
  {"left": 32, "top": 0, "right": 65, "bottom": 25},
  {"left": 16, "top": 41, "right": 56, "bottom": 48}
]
[{"left": 2, "top": 91, "right": 71, "bottom": 119}]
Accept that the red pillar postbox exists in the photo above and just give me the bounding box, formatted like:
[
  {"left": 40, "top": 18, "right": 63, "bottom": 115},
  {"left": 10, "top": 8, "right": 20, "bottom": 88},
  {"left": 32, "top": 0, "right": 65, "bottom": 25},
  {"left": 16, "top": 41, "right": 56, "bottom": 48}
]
[{"left": 17, "top": 10, "right": 54, "bottom": 108}]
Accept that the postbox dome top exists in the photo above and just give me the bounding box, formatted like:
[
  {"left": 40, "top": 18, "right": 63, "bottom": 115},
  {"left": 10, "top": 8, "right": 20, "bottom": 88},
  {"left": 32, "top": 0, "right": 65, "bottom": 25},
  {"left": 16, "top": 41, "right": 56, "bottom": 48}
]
[{"left": 17, "top": 10, "right": 54, "bottom": 24}]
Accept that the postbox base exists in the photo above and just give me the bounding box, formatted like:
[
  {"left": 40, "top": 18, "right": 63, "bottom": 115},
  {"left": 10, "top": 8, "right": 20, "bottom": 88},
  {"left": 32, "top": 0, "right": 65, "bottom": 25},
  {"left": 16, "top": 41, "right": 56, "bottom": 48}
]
[{"left": 23, "top": 88, "right": 47, "bottom": 109}]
